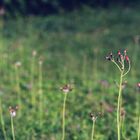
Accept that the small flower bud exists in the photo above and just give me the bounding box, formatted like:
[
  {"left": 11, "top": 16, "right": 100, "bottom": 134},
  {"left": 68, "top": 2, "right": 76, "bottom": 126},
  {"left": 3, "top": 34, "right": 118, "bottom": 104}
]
[
  {"left": 124, "top": 49, "right": 127, "bottom": 56},
  {"left": 125, "top": 55, "right": 129, "bottom": 62},
  {"left": 120, "top": 55, "right": 124, "bottom": 61},
  {"left": 118, "top": 50, "right": 121, "bottom": 56}
]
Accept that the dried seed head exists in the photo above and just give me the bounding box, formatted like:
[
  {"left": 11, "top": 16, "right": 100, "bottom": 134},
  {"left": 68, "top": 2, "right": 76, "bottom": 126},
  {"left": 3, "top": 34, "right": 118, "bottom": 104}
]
[
  {"left": 39, "top": 60, "right": 43, "bottom": 65},
  {"left": 60, "top": 84, "right": 73, "bottom": 94},
  {"left": 106, "top": 52, "right": 113, "bottom": 61},
  {"left": 120, "top": 108, "right": 126, "bottom": 117},
  {"left": 9, "top": 106, "right": 18, "bottom": 117},
  {"left": 32, "top": 50, "right": 37, "bottom": 56},
  {"left": 89, "top": 113, "right": 97, "bottom": 122},
  {"left": 15, "top": 61, "right": 22, "bottom": 68}
]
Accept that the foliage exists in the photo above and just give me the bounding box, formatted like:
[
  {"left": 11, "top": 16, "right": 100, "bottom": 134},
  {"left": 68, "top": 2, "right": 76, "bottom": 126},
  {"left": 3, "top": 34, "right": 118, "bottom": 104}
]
[{"left": 0, "top": 7, "right": 140, "bottom": 140}]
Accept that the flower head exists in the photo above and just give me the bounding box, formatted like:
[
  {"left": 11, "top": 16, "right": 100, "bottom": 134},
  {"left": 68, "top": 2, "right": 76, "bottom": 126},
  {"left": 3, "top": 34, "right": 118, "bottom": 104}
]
[
  {"left": 105, "top": 52, "right": 113, "bottom": 61},
  {"left": 15, "top": 61, "right": 22, "bottom": 67},
  {"left": 32, "top": 50, "right": 37, "bottom": 57},
  {"left": 60, "top": 84, "right": 73, "bottom": 94},
  {"left": 9, "top": 106, "right": 18, "bottom": 117},
  {"left": 90, "top": 113, "right": 97, "bottom": 122}
]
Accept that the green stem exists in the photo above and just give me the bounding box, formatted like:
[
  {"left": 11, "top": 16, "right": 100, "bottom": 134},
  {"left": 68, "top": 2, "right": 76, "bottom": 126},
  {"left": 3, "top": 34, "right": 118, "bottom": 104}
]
[
  {"left": 122, "top": 61, "right": 131, "bottom": 77},
  {"left": 31, "top": 56, "right": 35, "bottom": 106},
  {"left": 39, "top": 62, "right": 43, "bottom": 128},
  {"left": 15, "top": 67, "right": 21, "bottom": 108},
  {"left": 11, "top": 116, "right": 16, "bottom": 140},
  {"left": 62, "top": 93, "right": 67, "bottom": 140},
  {"left": 112, "top": 60, "right": 122, "bottom": 72},
  {"left": 91, "top": 120, "right": 95, "bottom": 140},
  {"left": 0, "top": 101, "right": 7, "bottom": 140},
  {"left": 117, "top": 72, "right": 123, "bottom": 140},
  {"left": 138, "top": 116, "right": 140, "bottom": 140}
]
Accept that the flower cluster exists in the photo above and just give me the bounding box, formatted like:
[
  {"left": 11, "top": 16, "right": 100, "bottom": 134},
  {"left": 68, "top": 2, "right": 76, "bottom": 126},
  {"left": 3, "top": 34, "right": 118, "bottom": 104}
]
[
  {"left": 106, "top": 50, "right": 129, "bottom": 63},
  {"left": 106, "top": 50, "right": 131, "bottom": 76}
]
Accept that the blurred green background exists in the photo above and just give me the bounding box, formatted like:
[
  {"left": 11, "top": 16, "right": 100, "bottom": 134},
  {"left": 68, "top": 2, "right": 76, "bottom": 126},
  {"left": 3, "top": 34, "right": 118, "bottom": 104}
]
[{"left": 0, "top": 0, "right": 140, "bottom": 140}]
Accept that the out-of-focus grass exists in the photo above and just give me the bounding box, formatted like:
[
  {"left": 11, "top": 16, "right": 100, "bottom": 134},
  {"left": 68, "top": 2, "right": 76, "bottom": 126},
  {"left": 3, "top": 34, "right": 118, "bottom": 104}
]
[{"left": 0, "top": 7, "right": 140, "bottom": 140}]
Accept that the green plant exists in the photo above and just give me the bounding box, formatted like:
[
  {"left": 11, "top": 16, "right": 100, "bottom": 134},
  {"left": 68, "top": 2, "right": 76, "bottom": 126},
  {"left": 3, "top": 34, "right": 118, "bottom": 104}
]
[
  {"left": 9, "top": 106, "right": 18, "bottom": 140},
  {"left": 38, "top": 59, "right": 43, "bottom": 128},
  {"left": 90, "top": 113, "right": 97, "bottom": 140},
  {"left": 106, "top": 50, "right": 131, "bottom": 140},
  {"left": 0, "top": 100, "right": 7, "bottom": 140},
  {"left": 60, "top": 84, "right": 72, "bottom": 140}
]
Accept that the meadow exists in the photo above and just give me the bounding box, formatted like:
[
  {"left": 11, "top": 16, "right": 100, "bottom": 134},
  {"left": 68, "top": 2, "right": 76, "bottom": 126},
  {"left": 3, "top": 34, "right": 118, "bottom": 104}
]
[{"left": 0, "top": 7, "right": 140, "bottom": 140}]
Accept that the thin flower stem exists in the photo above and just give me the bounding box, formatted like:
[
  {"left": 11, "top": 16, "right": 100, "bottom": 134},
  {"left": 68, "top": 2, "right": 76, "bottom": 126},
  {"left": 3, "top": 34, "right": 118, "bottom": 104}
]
[
  {"left": 112, "top": 60, "right": 122, "bottom": 72},
  {"left": 122, "top": 61, "right": 131, "bottom": 77},
  {"left": 138, "top": 116, "right": 140, "bottom": 140},
  {"left": 117, "top": 71, "right": 123, "bottom": 140},
  {"left": 39, "top": 62, "right": 43, "bottom": 128},
  {"left": 31, "top": 56, "right": 35, "bottom": 106},
  {"left": 15, "top": 66, "right": 21, "bottom": 116},
  {"left": 11, "top": 116, "right": 15, "bottom": 140},
  {"left": 62, "top": 93, "right": 68, "bottom": 140},
  {"left": 0, "top": 100, "right": 7, "bottom": 140},
  {"left": 91, "top": 120, "right": 95, "bottom": 140}
]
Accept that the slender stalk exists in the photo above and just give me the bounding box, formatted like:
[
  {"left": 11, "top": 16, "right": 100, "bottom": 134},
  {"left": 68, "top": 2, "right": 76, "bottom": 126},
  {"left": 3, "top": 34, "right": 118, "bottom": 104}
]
[
  {"left": 117, "top": 71, "right": 123, "bottom": 140},
  {"left": 39, "top": 61, "right": 43, "bottom": 128},
  {"left": 0, "top": 100, "right": 7, "bottom": 140},
  {"left": 62, "top": 93, "right": 68, "bottom": 140},
  {"left": 112, "top": 60, "right": 122, "bottom": 72},
  {"left": 31, "top": 54, "right": 36, "bottom": 106},
  {"left": 15, "top": 66, "right": 21, "bottom": 112},
  {"left": 91, "top": 120, "right": 95, "bottom": 140},
  {"left": 138, "top": 116, "right": 140, "bottom": 140},
  {"left": 11, "top": 116, "right": 15, "bottom": 140}
]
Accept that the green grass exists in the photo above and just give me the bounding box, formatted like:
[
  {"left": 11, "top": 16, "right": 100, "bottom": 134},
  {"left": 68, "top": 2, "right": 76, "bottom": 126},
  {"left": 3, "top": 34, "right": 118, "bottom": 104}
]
[{"left": 0, "top": 6, "right": 140, "bottom": 140}]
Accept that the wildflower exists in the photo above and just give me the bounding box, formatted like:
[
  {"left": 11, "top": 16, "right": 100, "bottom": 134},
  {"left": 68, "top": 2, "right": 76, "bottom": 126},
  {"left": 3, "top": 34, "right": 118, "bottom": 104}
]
[
  {"left": 9, "top": 106, "right": 18, "bottom": 117},
  {"left": 60, "top": 84, "right": 73, "bottom": 94}
]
